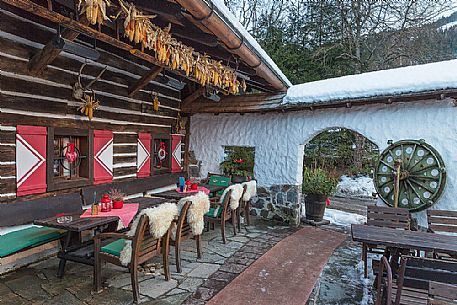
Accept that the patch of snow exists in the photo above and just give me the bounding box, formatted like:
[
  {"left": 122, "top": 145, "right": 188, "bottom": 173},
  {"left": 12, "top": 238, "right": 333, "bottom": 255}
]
[
  {"left": 208, "top": 0, "right": 292, "bottom": 87},
  {"left": 0, "top": 224, "right": 40, "bottom": 235},
  {"left": 283, "top": 59, "right": 457, "bottom": 105},
  {"left": 439, "top": 20, "right": 457, "bottom": 31},
  {"left": 323, "top": 208, "right": 367, "bottom": 228},
  {"left": 336, "top": 175, "right": 376, "bottom": 198},
  {"left": 357, "top": 260, "right": 375, "bottom": 305}
]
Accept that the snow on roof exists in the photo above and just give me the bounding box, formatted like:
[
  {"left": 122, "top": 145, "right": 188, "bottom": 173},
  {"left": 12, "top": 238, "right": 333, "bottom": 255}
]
[
  {"left": 208, "top": 0, "right": 292, "bottom": 88},
  {"left": 283, "top": 59, "right": 457, "bottom": 106}
]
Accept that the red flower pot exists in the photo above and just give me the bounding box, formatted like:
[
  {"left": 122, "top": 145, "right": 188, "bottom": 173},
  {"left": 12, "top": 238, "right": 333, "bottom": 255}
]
[{"left": 113, "top": 201, "right": 124, "bottom": 209}]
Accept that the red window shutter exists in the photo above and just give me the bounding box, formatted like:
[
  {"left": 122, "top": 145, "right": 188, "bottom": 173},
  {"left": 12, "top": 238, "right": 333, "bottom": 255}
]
[
  {"left": 16, "top": 125, "right": 47, "bottom": 196},
  {"left": 93, "top": 130, "right": 113, "bottom": 185},
  {"left": 171, "top": 134, "right": 183, "bottom": 173},
  {"left": 137, "top": 133, "right": 151, "bottom": 178}
]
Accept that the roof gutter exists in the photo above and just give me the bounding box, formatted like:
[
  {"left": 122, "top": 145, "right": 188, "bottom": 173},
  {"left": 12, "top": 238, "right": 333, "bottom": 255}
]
[{"left": 175, "top": 0, "right": 288, "bottom": 91}]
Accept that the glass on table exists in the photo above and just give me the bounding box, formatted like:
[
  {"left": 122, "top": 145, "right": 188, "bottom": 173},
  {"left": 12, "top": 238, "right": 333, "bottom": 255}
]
[{"left": 56, "top": 213, "right": 73, "bottom": 224}]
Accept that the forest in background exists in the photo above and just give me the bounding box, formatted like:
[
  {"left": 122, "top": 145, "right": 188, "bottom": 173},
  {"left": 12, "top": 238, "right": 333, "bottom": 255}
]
[{"left": 223, "top": 0, "right": 457, "bottom": 84}]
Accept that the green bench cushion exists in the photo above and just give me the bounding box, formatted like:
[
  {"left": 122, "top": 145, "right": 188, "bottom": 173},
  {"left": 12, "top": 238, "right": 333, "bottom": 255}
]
[
  {"left": 0, "top": 227, "right": 65, "bottom": 257},
  {"left": 101, "top": 239, "right": 126, "bottom": 257},
  {"left": 205, "top": 206, "right": 223, "bottom": 218}
]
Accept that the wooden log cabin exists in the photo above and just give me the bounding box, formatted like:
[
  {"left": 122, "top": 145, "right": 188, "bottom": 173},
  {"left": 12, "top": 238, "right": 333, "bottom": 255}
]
[{"left": 0, "top": 0, "right": 290, "bottom": 270}]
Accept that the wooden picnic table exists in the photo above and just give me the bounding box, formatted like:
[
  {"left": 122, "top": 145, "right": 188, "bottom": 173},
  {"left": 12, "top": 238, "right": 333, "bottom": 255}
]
[
  {"left": 351, "top": 224, "right": 457, "bottom": 256},
  {"left": 154, "top": 184, "right": 226, "bottom": 201},
  {"left": 34, "top": 198, "right": 167, "bottom": 278}
]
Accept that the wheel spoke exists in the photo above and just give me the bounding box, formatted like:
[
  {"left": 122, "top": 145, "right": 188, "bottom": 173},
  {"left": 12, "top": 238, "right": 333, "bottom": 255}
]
[
  {"left": 408, "top": 151, "right": 431, "bottom": 172},
  {"left": 409, "top": 177, "right": 435, "bottom": 193},
  {"left": 380, "top": 160, "right": 395, "bottom": 170},
  {"left": 405, "top": 180, "right": 427, "bottom": 207},
  {"left": 405, "top": 144, "right": 417, "bottom": 169}
]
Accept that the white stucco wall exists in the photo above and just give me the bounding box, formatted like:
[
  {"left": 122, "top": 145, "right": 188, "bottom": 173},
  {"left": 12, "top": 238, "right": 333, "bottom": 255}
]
[{"left": 190, "top": 98, "right": 457, "bottom": 226}]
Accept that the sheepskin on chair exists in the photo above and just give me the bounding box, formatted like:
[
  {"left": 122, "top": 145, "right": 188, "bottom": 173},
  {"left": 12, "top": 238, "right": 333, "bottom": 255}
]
[
  {"left": 242, "top": 180, "right": 257, "bottom": 201},
  {"left": 174, "top": 191, "right": 210, "bottom": 237},
  {"left": 220, "top": 184, "right": 244, "bottom": 210},
  {"left": 119, "top": 202, "right": 178, "bottom": 266}
]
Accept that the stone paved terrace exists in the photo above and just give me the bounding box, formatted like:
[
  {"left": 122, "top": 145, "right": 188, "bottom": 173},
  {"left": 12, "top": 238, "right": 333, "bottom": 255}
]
[{"left": 0, "top": 220, "right": 298, "bottom": 305}]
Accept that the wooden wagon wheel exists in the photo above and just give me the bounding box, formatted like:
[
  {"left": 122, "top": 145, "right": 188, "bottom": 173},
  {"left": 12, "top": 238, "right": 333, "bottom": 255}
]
[{"left": 374, "top": 139, "right": 446, "bottom": 212}]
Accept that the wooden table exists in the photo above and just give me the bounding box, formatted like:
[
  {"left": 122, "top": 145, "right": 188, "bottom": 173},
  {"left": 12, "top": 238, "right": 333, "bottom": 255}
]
[
  {"left": 154, "top": 184, "right": 226, "bottom": 201},
  {"left": 34, "top": 199, "right": 167, "bottom": 278},
  {"left": 35, "top": 213, "right": 119, "bottom": 278},
  {"left": 351, "top": 224, "right": 457, "bottom": 256}
]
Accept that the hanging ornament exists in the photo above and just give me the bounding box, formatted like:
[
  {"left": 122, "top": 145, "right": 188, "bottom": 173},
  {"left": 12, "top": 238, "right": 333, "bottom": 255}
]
[
  {"left": 155, "top": 141, "right": 168, "bottom": 168},
  {"left": 152, "top": 91, "right": 160, "bottom": 112},
  {"left": 65, "top": 143, "right": 78, "bottom": 163}
]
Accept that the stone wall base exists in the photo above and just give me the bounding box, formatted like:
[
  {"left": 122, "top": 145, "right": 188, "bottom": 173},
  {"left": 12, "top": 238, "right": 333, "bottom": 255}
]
[{"left": 250, "top": 184, "right": 302, "bottom": 226}]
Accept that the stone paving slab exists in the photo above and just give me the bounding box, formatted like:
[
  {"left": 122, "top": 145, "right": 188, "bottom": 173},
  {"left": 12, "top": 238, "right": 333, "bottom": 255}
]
[{"left": 0, "top": 219, "right": 294, "bottom": 305}]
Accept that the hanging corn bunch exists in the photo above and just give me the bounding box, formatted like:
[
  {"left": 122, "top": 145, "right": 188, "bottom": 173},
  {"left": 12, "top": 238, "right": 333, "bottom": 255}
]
[
  {"left": 78, "top": 0, "right": 111, "bottom": 25},
  {"left": 115, "top": 0, "right": 243, "bottom": 95},
  {"left": 152, "top": 92, "right": 160, "bottom": 112},
  {"left": 78, "top": 91, "right": 100, "bottom": 120}
]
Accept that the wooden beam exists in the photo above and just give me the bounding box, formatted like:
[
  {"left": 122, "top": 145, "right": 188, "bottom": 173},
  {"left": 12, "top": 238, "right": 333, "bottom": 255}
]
[
  {"left": 1, "top": 0, "right": 205, "bottom": 85},
  {"left": 128, "top": 66, "right": 163, "bottom": 97},
  {"left": 28, "top": 16, "right": 89, "bottom": 75},
  {"left": 181, "top": 86, "right": 206, "bottom": 109}
]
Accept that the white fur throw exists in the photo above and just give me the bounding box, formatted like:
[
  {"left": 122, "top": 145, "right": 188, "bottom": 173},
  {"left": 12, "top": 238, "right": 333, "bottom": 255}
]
[
  {"left": 119, "top": 202, "right": 178, "bottom": 266},
  {"left": 242, "top": 180, "right": 257, "bottom": 201},
  {"left": 220, "top": 184, "right": 244, "bottom": 210},
  {"left": 174, "top": 191, "right": 210, "bottom": 237}
]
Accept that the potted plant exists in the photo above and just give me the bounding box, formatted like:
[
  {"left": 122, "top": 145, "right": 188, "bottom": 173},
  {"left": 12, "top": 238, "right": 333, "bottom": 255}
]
[
  {"left": 219, "top": 147, "right": 255, "bottom": 183},
  {"left": 302, "top": 167, "right": 337, "bottom": 221},
  {"left": 109, "top": 189, "right": 125, "bottom": 209}
]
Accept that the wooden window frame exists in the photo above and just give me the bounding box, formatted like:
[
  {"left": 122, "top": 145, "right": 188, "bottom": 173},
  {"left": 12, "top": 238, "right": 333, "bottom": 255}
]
[
  {"left": 151, "top": 133, "right": 172, "bottom": 175},
  {"left": 47, "top": 127, "right": 94, "bottom": 191}
]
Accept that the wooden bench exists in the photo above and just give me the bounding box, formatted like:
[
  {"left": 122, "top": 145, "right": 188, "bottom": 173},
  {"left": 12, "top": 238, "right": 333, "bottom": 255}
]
[
  {"left": 0, "top": 191, "right": 83, "bottom": 272},
  {"left": 376, "top": 256, "right": 457, "bottom": 305},
  {"left": 363, "top": 206, "right": 411, "bottom": 277},
  {"left": 428, "top": 282, "right": 457, "bottom": 305}
]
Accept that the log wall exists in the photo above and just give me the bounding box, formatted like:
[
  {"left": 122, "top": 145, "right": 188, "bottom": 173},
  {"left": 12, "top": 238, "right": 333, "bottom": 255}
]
[{"left": 0, "top": 7, "right": 182, "bottom": 202}]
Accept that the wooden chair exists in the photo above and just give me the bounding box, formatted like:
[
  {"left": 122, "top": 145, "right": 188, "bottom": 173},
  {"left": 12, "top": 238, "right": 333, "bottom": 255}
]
[
  {"left": 375, "top": 256, "right": 393, "bottom": 305},
  {"left": 427, "top": 210, "right": 457, "bottom": 260},
  {"left": 204, "top": 189, "right": 236, "bottom": 244},
  {"left": 93, "top": 215, "right": 171, "bottom": 303},
  {"left": 236, "top": 184, "right": 251, "bottom": 232},
  {"left": 363, "top": 206, "right": 410, "bottom": 278},
  {"left": 170, "top": 201, "right": 202, "bottom": 273},
  {"left": 376, "top": 255, "right": 457, "bottom": 305},
  {"left": 428, "top": 282, "right": 457, "bottom": 305}
]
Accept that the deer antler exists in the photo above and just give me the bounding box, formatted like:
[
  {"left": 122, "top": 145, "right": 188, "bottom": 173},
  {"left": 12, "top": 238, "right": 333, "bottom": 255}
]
[{"left": 86, "top": 66, "right": 107, "bottom": 90}]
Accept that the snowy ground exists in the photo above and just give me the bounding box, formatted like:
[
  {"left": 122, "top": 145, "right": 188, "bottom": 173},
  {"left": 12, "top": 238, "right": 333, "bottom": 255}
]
[
  {"left": 313, "top": 239, "right": 375, "bottom": 305},
  {"left": 335, "top": 175, "right": 376, "bottom": 198},
  {"left": 323, "top": 208, "right": 367, "bottom": 228}
]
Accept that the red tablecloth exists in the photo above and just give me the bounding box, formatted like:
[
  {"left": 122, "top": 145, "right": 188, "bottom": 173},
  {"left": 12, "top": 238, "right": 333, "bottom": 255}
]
[
  {"left": 175, "top": 186, "right": 210, "bottom": 195},
  {"left": 81, "top": 203, "right": 139, "bottom": 229}
]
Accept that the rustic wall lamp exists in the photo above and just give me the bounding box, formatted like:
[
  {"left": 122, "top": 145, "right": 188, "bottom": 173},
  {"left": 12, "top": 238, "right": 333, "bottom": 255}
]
[{"left": 52, "top": 24, "right": 100, "bottom": 61}]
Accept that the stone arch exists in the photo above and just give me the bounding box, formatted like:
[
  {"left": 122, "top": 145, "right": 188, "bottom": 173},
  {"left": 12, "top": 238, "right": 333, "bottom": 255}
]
[{"left": 300, "top": 126, "right": 380, "bottom": 149}]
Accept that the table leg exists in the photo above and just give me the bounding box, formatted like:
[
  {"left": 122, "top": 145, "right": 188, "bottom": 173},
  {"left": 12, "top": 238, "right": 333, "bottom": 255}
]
[{"left": 57, "top": 232, "right": 73, "bottom": 278}]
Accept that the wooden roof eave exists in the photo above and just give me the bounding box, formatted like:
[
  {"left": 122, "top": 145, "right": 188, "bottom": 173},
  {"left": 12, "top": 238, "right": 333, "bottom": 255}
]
[
  {"left": 174, "top": 0, "right": 289, "bottom": 92},
  {"left": 184, "top": 89, "right": 457, "bottom": 114}
]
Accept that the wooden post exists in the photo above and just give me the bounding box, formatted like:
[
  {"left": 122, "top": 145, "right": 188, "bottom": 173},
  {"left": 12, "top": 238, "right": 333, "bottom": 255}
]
[{"left": 393, "top": 159, "right": 402, "bottom": 208}]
